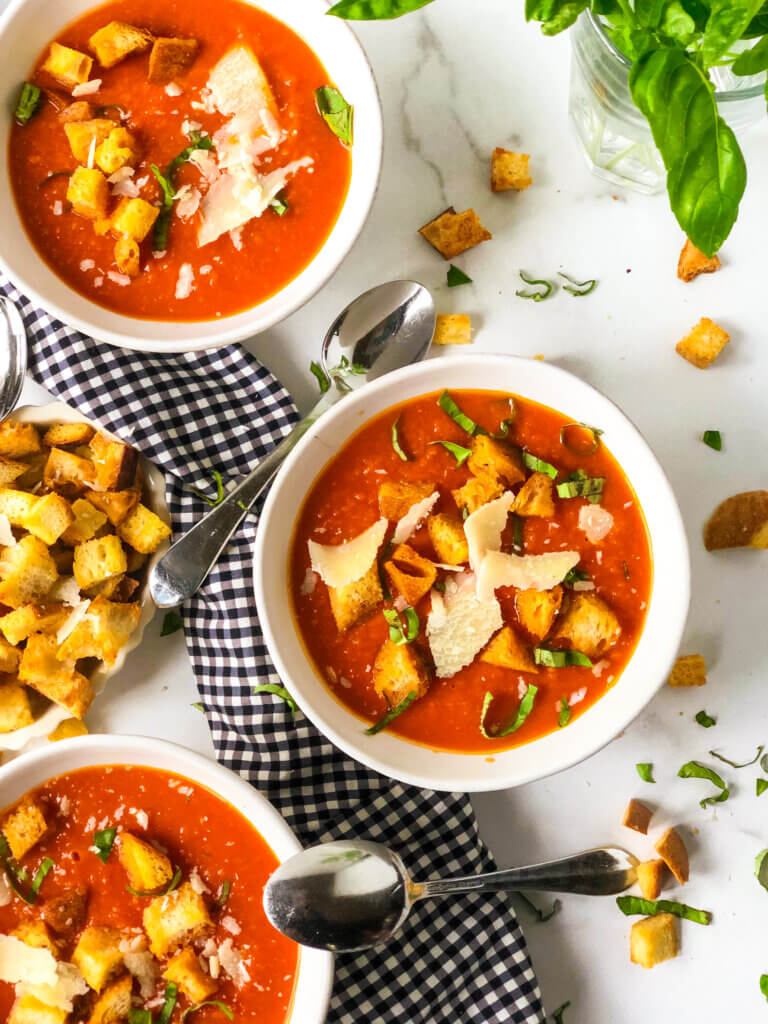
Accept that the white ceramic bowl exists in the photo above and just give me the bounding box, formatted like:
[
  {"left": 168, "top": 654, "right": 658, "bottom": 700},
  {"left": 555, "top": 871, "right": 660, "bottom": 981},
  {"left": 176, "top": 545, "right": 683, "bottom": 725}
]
[
  {"left": 254, "top": 354, "right": 691, "bottom": 793},
  {"left": 0, "top": 0, "right": 382, "bottom": 352},
  {"left": 0, "top": 734, "right": 333, "bottom": 1021}
]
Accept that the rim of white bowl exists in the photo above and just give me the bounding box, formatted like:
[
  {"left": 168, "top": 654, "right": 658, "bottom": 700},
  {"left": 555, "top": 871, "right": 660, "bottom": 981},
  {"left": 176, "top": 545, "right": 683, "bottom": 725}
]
[{"left": 253, "top": 353, "right": 691, "bottom": 793}]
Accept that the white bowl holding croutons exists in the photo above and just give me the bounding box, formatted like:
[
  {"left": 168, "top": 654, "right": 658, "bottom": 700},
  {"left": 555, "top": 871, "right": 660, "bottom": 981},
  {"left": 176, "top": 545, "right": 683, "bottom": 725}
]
[
  {"left": 254, "top": 354, "right": 691, "bottom": 793},
  {"left": 0, "top": 402, "right": 170, "bottom": 753}
]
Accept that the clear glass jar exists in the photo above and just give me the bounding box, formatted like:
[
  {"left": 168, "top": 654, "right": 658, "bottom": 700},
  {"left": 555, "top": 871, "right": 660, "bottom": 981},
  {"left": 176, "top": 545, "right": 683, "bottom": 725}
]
[{"left": 569, "top": 12, "right": 767, "bottom": 194}]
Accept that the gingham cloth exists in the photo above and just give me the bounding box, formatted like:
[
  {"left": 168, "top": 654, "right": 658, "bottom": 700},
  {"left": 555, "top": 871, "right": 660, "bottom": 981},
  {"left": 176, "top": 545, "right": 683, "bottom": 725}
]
[{"left": 3, "top": 275, "right": 545, "bottom": 1024}]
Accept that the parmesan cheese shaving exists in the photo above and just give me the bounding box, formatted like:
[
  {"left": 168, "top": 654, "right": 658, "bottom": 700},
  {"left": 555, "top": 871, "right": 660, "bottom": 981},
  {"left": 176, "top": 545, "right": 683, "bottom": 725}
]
[
  {"left": 123, "top": 951, "right": 157, "bottom": 999},
  {"left": 218, "top": 939, "right": 249, "bottom": 986},
  {"left": 175, "top": 263, "right": 195, "bottom": 299},
  {"left": 107, "top": 271, "right": 132, "bottom": 287},
  {"left": 18, "top": 963, "right": 89, "bottom": 1011},
  {"left": 207, "top": 45, "right": 278, "bottom": 120},
  {"left": 0, "top": 873, "right": 10, "bottom": 907},
  {"left": 426, "top": 573, "right": 502, "bottom": 678},
  {"left": 0, "top": 513, "right": 15, "bottom": 547},
  {"left": 164, "top": 82, "right": 183, "bottom": 97},
  {"left": 49, "top": 576, "right": 82, "bottom": 607},
  {"left": 476, "top": 549, "right": 581, "bottom": 603},
  {"left": 463, "top": 491, "right": 515, "bottom": 573},
  {"left": 56, "top": 599, "right": 91, "bottom": 645},
  {"left": 392, "top": 491, "right": 439, "bottom": 546},
  {"left": 0, "top": 937, "right": 88, "bottom": 1011},
  {"left": 174, "top": 185, "right": 201, "bottom": 220},
  {"left": 578, "top": 503, "right": 614, "bottom": 543},
  {"left": 86, "top": 136, "right": 97, "bottom": 169},
  {"left": 308, "top": 519, "right": 388, "bottom": 589},
  {"left": 72, "top": 79, "right": 101, "bottom": 96}
]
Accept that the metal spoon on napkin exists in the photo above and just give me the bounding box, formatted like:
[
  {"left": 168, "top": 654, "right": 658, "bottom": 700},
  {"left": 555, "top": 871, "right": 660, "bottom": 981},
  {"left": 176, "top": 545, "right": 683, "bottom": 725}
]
[
  {"left": 0, "top": 298, "right": 27, "bottom": 419},
  {"left": 150, "top": 281, "right": 435, "bottom": 609},
  {"left": 264, "top": 839, "right": 638, "bottom": 952}
]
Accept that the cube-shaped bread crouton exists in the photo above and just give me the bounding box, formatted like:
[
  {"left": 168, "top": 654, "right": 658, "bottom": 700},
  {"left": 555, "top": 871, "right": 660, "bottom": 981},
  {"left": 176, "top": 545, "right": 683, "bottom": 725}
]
[
  {"left": 117, "top": 504, "right": 171, "bottom": 554},
  {"left": 0, "top": 638, "right": 21, "bottom": 674},
  {"left": 384, "top": 544, "right": 437, "bottom": 605},
  {"left": 118, "top": 832, "right": 173, "bottom": 892},
  {"left": 19, "top": 635, "right": 92, "bottom": 719},
  {"left": 125, "top": 548, "right": 147, "bottom": 573},
  {"left": 67, "top": 167, "right": 110, "bottom": 221},
  {"left": 550, "top": 592, "right": 621, "bottom": 659},
  {"left": 43, "top": 423, "right": 95, "bottom": 448},
  {"left": 677, "top": 238, "right": 720, "bottom": 283},
  {"left": 427, "top": 512, "right": 469, "bottom": 565},
  {"left": 452, "top": 471, "right": 504, "bottom": 516},
  {"left": 41, "top": 42, "right": 93, "bottom": 89},
  {"left": 513, "top": 472, "right": 555, "bottom": 517},
  {"left": 164, "top": 946, "right": 218, "bottom": 1003},
  {"left": 45, "top": 449, "right": 96, "bottom": 496},
  {"left": 61, "top": 498, "right": 109, "bottom": 545},
  {"left": 0, "top": 421, "right": 40, "bottom": 457},
  {"left": 89, "top": 21, "right": 153, "bottom": 67},
  {"left": 433, "top": 314, "right": 472, "bottom": 346},
  {"left": 147, "top": 36, "right": 199, "bottom": 84},
  {"left": 0, "top": 536, "right": 59, "bottom": 608},
  {"left": 15, "top": 453, "right": 47, "bottom": 491},
  {"left": 2, "top": 796, "right": 47, "bottom": 860},
  {"left": 23, "top": 493, "right": 74, "bottom": 546},
  {"left": 95, "top": 127, "right": 140, "bottom": 175},
  {"left": 64, "top": 118, "right": 114, "bottom": 163},
  {"left": 0, "top": 489, "right": 39, "bottom": 526},
  {"left": 73, "top": 535, "right": 127, "bottom": 590},
  {"left": 42, "top": 886, "right": 88, "bottom": 935},
  {"left": 668, "top": 653, "right": 706, "bottom": 687},
  {"left": 480, "top": 625, "right": 536, "bottom": 672},
  {"left": 704, "top": 490, "right": 768, "bottom": 550},
  {"left": 419, "top": 207, "right": 492, "bottom": 260},
  {"left": 637, "top": 859, "right": 665, "bottom": 901},
  {"left": 48, "top": 717, "right": 89, "bottom": 742},
  {"left": 87, "top": 971, "right": 132, "bottom": 1024},
  {"left": 630, "top": 914, "right": 678, "bottom": 969},
  {"left": 0, "top": 458, "right": 29, "bottom": 486},
  {"left": 109, "top": 198, "right": 159, "bottom": 244},
  {"left": 328, "top": 561, "right": 383, "bottom": 633},
  {"left": 11, "top": 919, "right": 59, "bottom": 956},
  {"left": 676, "top": 317, "right": 729, "bottom": 368},
  {"left": 85, "top": 490, "right": 139, "bottom": 527},
  {"left": 90, "top": 434, "right": 140, "bottom": 491},
  {"left": 112, "top": 577, "right": 140, "bottom": 602},
  {"left": 114, "top": 237, "right": 140, "bottom": 278},
  {"left": 9, "top": 994, "right": 68, "bottom": 1024},
  {"left": 372, "top": 637, "right": 430, "bottom": 707},
  {"left": 0, "top": 604, "right": 68, "bottom": 646},
  {"left": 622, "top": 798, "right": 652, "bottom": 835},
  {"left": 654, "top": 827, "right": 689, "bottom": 884},
  {"left": 515, "top": 586, "right": 563, "bottom": 641},
  {"left": 143, "top": 882, "right": 212, "bottom": 957},
  {"left": 58, "top": 596, "right": 139, "bottom": 666},
  {"left": 0, "top": 680, "right": 34, "bottom": 733},
  {"left": 72, "top": 925, "right": 124, "bottom": 992},
  {"left": 59, "top": 99, "right": 95, "bottom": 123},
  {"left": 491, "top": 148, "right": 531, "bottom": 192},
  {"left": 378, "top": 480, "right": 434, "bottom": 521},
  {"left": 468, "top": 435, "right": 525, "bottom": 487}
]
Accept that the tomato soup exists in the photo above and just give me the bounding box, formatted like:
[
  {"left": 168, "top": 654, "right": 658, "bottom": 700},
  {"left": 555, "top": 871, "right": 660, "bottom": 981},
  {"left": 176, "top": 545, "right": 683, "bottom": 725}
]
[
  {"left": 9, "top": 0, "right": 352, "bottom": 321},
  {"left": 0, "top": 764, "right": 298, "bottom": 1022},
  {"left": 290, "top": 390, "right": 653, "bottom": 754}
]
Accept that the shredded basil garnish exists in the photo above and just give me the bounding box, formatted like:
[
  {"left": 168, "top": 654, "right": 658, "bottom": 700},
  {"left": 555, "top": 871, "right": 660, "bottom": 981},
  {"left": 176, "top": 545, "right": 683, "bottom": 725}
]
[
  {"left": 38, "top": 170, "right": 73, "bottom": 190},
  {"left": 622, "top": 560, "right": 630, "bottom": 580},
  {"left": 481, "top": 684, "right": 538, "bottom": 738},
  {"left": 695, "top": 710, "right": 716, "bottom": 728},
  {"left": 563, "top": 567, "right": 590, "bottom": 587},
  {"left": 30, "top": 858, "right": 53, "bottom": 896},
  {"left": 757, "top": 779, "right": 768, "bottom": 797},
  {"left": 678, "top": 760, "right": 729, "bottom": 808},
  {"left": 558, "top": 697, "right": 571, "bottom": 728},
  {"left": 616, "top": 894, "right": 711, "bottom": 925},
  {"left": 216, "top": 879, "right": 232, "bottom": 908},
  {"left": 190, "top": 470, "right": 225, "bottom": 507},
  {"left": 181, "top": 1002, "right": 234, "bottom": 1022},
  {"left": 315, "top": 85, "right": 353, "bottom": 146},
  {"left": 446, "top": 264, "right": 472, "bottom": 287},
  {"left": 429, "top": 440, "right": 472, "bottom": 466},
  {"left": 157, "top": 982, "right": 178, "bottom": 1024},
  {"left": 366, "top": 691, "right": 417, "bottom": 735},
  {"left": 437, "top": 390, "right": 486, "bottom": 436},
  {"left": 271, "top": 193, "right": 289, "bottom": 216},
  {"left": 702, "top": 429, "right": 722, "bottom": 451},
  {"left": 515, "top": 891, "right": 561, "bottom": 923},
  {"left": 151, "top": 132, "right": 213, "bottom": 251},
  {"left": 433, "top": 579, "right": 446, "bottom": 593},
  {"left": 559, "top": 271, "right": 597, "bottom": 296},
  {"left": 515, "top": 270, "right": 553, "bottom": 302},
  {"left": 709, "top": 744, "right": 763, "bottom": 769},
  {"left": 491, "top": 416, "right": 515, "bottom": 440},
  {"left": 383, "top": 607, "right": 419, "bottom": 645},
  {"left": 391, "top": 417, "right": 409, "bottom": 462},
  {"left": 522, "top": 450, "right": 558, "bottom": 479},
  {"left": 127, "top": 864, "right": 182, "bottom": 898},
  {"left": 552, "top": 1002, "right": 571, "bottom": 1024},
  {"left": 512, "top": 513, "right": 524, "bottom": 552},
  {"left": 128, "top": 1011, "right": 153, "bottom": 1024},
  {"left": 534, "top": 647, "right": 592, "bottom": 668},
  {"left": 560, "top": 422, "right": 604, "bottom": 455},
  {"left": 15, "top": 82, "right": 41, "bottom": 125},
  {"left": 253, "top": 683, "right": 298, "bottom": 714},
  {"left": 191, "top": 702, "right": 205, "bottom": 712},
  {"left": 93, "top": 827, "right": 117, "bottom": 863},
  {"left": 310, "top": 360, "right": 330, "bottom": 394},
  {"left": 556, "top": 469, "right": 604, "bottom": 504},
  {"left": 0, "top": 835, "right": 38, "bottom": 905},
  {"left": 761, "top": 975, "right": 768, "bottom": 1002},
  {"left": 756, "top": 849, "right": 768, "bottom": 892},
  {"left": 161, "top": 611, "right": 183, "bottom": 637},
  {"left": 635, "top": 762, "right": 655, "bottom": 783}
]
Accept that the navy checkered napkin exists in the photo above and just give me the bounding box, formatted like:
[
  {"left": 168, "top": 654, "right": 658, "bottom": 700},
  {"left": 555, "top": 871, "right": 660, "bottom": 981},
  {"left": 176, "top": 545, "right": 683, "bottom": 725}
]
[{"left": 3, "top": 274, "right": 544, "bottom": 1024}]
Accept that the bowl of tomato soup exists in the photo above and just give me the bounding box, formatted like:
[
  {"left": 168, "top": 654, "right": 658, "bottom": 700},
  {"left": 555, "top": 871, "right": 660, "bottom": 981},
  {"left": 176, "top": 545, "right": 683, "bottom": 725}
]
[
  {"left": 254, "top": 354, "right": 690, "bottom": 793},
  {"left": 0, "top": 0, "right": 381, "bottom": 351},
  {"left": 0, "top": 735, "right": 332, "bottom": 1022}
]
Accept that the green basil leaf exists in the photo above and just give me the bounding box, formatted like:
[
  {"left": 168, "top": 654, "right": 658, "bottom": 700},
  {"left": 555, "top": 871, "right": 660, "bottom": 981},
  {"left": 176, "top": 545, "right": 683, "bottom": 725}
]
[
  {"left": 757, "top": 778, "right": 768, "bottom": 797},
  {"left": 216, "top": 879, "right": 232, "bottom": 907},
  {"left": 30, "top": 858, "right": 53, "bottom": 896},
  {"left": 563, "top": 567, "right": 590, "bottom": 587},
  {"left": 558, "top": 271, "right": 597, "bottom": 296},
  {"left": 761, "top": 752, "right": 768, "bottom": 774},
  {"left": 761, "top": 974, "right": 768, "bottom": 1001},
  {"left": 512, "top": 513, "right": 525, "bottom": 552},
  {"left": 709, "top": 744, "right": 763, "bottom": 768},
  {"left": 253, "top": 683, "right": 298, "bottom": 714},
  {"left": 660, "top": 0, "right": 697, "bottom": 43},
  {"left": 437, "top": 390, "right": 486, "bottom": 435},
  {"left": 158, "top": 982, "right": 178, "bottom": 1024},
  {"left": 636, "top": 762, "right": 655, "bottom": 783},
  {"left": 315, "top": 86, "right": 353, "bottom": 146},
  {"left": 515, "top": 270, "right": 553, "bottom": 302},
  {"left": 558, "top": 697, "right": 571, "bottom": 728},
  {"left": 14, "top": 82, "right": 41, "bottom": 125},
  {"left": 391, "top": 417, "right": 409, "bottom": 462},
  {"left": 552, "top": 1003, "right": 571, "bottom": 1024},
  {"left": 189, "top": 470, "right": 225, "bottom": 508},
  {"left": 522, "top": 451, "right": 558, "bottom": 478},
  {"left": 756, "top": 848, "right": 768, "bottom": 891},
  {"left": 151, "top": 134, "right": 213, "bottom": 251},
  {"left": 534, "top": 647, "right": 593, "bottom": 668},
  {"left": 0, "top": 836, "right": 35, "bottom": 905},
  {"left": 525, "top": 0, "right": 588, "bottom": 34},
  {"left": 678, "top": 760, "right": 729, "bottom": 807},
  {"left": 181, "top": 1002, "right": 234, "bottom": 1022},
  {"left": 383, "top": 606, "right": 419, "bottom": 645},
  {"left": 93, "top": 827, "right": 117, "bottom": 863},
  {"left": 481, "top": 684, "right": 538, "bottom": 738},
  {"left": 310, "top": 360, "right": 331, "bottom": 394},
  {"left": 327, "top": 0, "right": 434, "bottom": 18},
  {"left": 634, "top": 0, "right": 666, "bottom": 28},
  {"left": 366, "top": 691, "right": 417, "bottom": 735},
  {"left": 701, "top": 430, "right": 722, "bottom": 451},
  {"left": 556, "top": 471, "right": 604, "bottom": 503},
  {"left": 429, "top": 440, "right": 472, "bottom": 466},
  {"left": 446, "top": 264, "right": 473, "bottom": 287},
  {"left": 616, "top": 894, "right": 711, "bottom": 924},
  {"left": 695, "top": 710, "right": 716, "bottom": 728},
  {"left": 734, "top": 36, "right": 768, "bottom": 75},
  {"left": 629, "top": 47, "right": 746, "bottom": 257},
  {"left": 515, "top": 890, "right": 561, "bottom": 922},
  {"left": 127, "top": 864, "right": 182, "bottom": 899},
  {"left": 701, "top": 0, "right": 764, "bottom": 66},
  {"left": 271, "top": 193, "right": 289, "bottom": 216},
  {"left": 191, "top": 702, "right": 205, "bottom": 712},
  {"left": 161, "top": 611, "right": 183, "bottom": 637},
  {"left": 129, "top": 1011, "right": 153, "bottom": 1024}
]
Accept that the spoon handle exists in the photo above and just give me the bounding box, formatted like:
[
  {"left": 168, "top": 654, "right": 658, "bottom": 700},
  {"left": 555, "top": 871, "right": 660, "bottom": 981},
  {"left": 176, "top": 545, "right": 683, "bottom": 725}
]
[
  {"left": 149, "top": 389, "right": 338, "bottom": 608},
  {"left": 414, "top": 848, "right": 637, "bottom": 899}
]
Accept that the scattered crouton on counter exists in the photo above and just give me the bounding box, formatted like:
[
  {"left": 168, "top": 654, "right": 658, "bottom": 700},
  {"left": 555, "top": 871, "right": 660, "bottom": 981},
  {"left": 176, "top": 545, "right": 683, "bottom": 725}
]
[
  {"left": 630, "top": 913, "right": 678, "bottom": 968},
  {"left": 419, "top": 207, "right": 492, "bottom": 260},
  {"left": 622, "top": 798, "right": 653, "bottom": 835},
  {"left": 655, "top": 827, "right": 689, "bottom": 884},
  {"left": 703, "top": 490, "right": 768, "bottom": 551},
  {"left": 637, "top": 859, "right": 665, "bottom": 901},
  {"left": 676, "top": 317, "right": 729, "bottom": 368},
  {"left": 433, "top": 314, "right": 472, "bottom": 346},
  {"left": 491, "top": 148, "right": 532, "bottom": 192},
  {"left": 677, "top": 238, "right": 721, "bottom": 282},
  {"left": 668, "top": 654, "right": 706, "bottom": 687}
]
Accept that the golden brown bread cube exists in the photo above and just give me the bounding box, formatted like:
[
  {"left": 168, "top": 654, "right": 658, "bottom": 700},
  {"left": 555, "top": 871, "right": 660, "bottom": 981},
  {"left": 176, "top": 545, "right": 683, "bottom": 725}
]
[
  {"left": 164, "top": 946, "right": 218, "bottom": 1003},
  {"left": 118, "top": 832, "right": 173, "bottom": 892},
  {"left": 630, "top": 914, "right": 678, "bottom": 969},
  {"left": 43, "top": 423, "right": 95, "bottom": 447},
  {"left": 637, "top": 859, "right": 665, "bottom": 901},
  {"left": 432, "top": 314, "right": 472, "bottom": 346},
  {"left": 95, "top": 127, "right": 140, "bottom": 175},
  {"left": 515, "top": 586, "right": 563, "bottom": 641},
  {"left": 143, "top": 882, "right": 212, "bottom": 957},
  {"left": 668, "top": 654, "right": 706, "bottom": 687},
  {"left": 61, "top": 497, "right": 109, "bottom": 545},
  {"left": 114, "top": 237, "right": 141, "bottom": 278},
  {"left": 64, "top": 118, "right": 114, "bottom": 163},
  {"left": 655, "top": 827, "right": 689, "bottom": 884},
  {"left": 384, "top": 544, "right": 437, "bottom": 606},
  {"left": 704, "top": 490, "right": 768, "bottom": 550},
  {"left": 73, "top": 925, "right": 124, "bottom": 992},
  {"left": 452, "top": 471, "right": 504, "bottom": 516},
  {"left": 372, "top": 637, "right": 430, "bottom": 707},
  {"left": 15, "top": 453, "right": 48, "bottom": 491},
  {"left": 427, "top": 512, "right": 469, "bottom": 565},
  {"left": 0, "top": 604, "right": 68, "bottom": 646},
  {"left": 378, "top": 480, "right": 435, "bottom": 521},
  {"left": 45, "top": 448, "right": 97, "bottom": 495},
  {"left": 0, "top": 638, "right": 21, "bottom": 674},
  {"left": 2, "top": 795, "right": 47, "bottom": 860},
  {"left": 41, "top": 41, "right": 93, "bottom": 89},
  {"left": 328, "top": 561, "right": 383, "bottom": 633},
  {"left": 622, "top": 798, "right": 652, "bottom": 835},
  {"left": 468, "top": 435, "right": 525, "bottom": 487},
  {"left": 117, "top": 504, "right": 171, "bottom": 554},
  {"left": 0, "top": 457, "right": 29, "bottom": 486},
  {"left": 9, "top": 994, "right": 68, "bottom": 1024},
  {"left": 67, "top": 167, "right": 110, "bottom": 221},
  {"left": 109, "top": 198, "right": 160, "bottom": 245},
  {"left": 58, "top": 596, "right": 140, "bottom": 666},
  {"left": 0, "top": 488, "right": 38, "bottom": 525},
  {"left": 550, "top": 592, "right": 621, "bottom": 659},
  {"left": 491, "top": 148, "right": 532, "bottom": 192},
  {"left": 90, "top": 434, "right": 139, "bottom": 491},
  {"left": 11, "top": 919, "right": 59, "bottom": 956},
  {"left": 148, "top": 36, "right": 199, "bottom": 83},
  {"left": 73, "top": 535, "right": 127, "bottom": 590},
  {"left": 480, "top": 625, "right": 536, "bottom": 672},
  {"left": 43, "top": 886, "right": 88, "bottom": 935},
  {"left": 676, "top": 317, "right": 729, "bottom": 368},
  {"left": 512, "top": 472, "right": 556, "bottom": 517},
  {"left": 23, "top": 493, "right": 74, "bottom": 545},
  {"left": 19, "top": 635, "right": 92, "bottom": 719},
  {"left": 419, "top": 207, "right": 492, "bottom": 260},
  {"left": 677, "top": 238, "right": 720, "bottom": 282},
  {"left": 85, "top": 490, "right": 139, "bottom": 526},
  {"left": 0, "top": 536, "right": 59, "bottom": 608},
  {"left": 0, "top": 680, "right": 34, "bottom": 733},
  {"left": 0, "top": 421, "right": 40, "bottom": 457},
  {"left": 87, "top": 971, "right": 133, "bottom": 1024},
  {"left": 89, "top": 20, "right": 153, "bottom": 67}
]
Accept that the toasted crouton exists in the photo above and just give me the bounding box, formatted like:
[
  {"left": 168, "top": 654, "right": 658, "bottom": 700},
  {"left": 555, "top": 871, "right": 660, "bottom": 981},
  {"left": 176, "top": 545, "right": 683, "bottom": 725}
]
[
  {"left": 85, "top": 490, "right": 139, "bottom": 526},
  {"left": 73, "top": 535, "right": 127, "bottom": 590},
  {"left": 0, "top": 681, "right": 34, "bottom": 733},
  {"left": 468, "top": 435, "right": 525, "bottom": 486},
  {"left": 480, "top": 625, "right": 536, "bottom": 672},
  {"left": 328, "top": 561, "right": 383, "bottom": 633},
  {"left": 427, "top": 512, "right": 469, "bottom": 565},
  {"left": 512, "top": 472, "right": 555, "bottom": 517},
  {"left": 0, "top": 604, "right": 68, "bottom": 646},
  {"left": 622, "top": 798, "right": 652, "bottom": 835},
  {"left": 0, "top": 638, "right": 21, "bottom": 675},
  {"left": 0, "top": 536, "right": 59, "bottom": 608},
  {"left": 164, "top": 946, "right": 218, "bottom": 1003},
  {"left": 11, "top": 920, "right": 59, "bottom": 956},
  {"left": 384, "top": 544, "right": 437, "bottom": 605},
  {"left": 515, "top": 586, "right": 563, "bottom": 640},
  {"left": 418, "top": 207, "right": 492, "bottom": 260},
  {"left": 143, "top": 882, "right": 212, "bottom": 957},
  {"left": 43, "top": 423, "right": 95, "bottom": 448},
  {"left": 44, "top": 448, "right": 96, "bottom": 495},
  {"left": 116, "top": 504, "right": 171, "bottom": 554},
  {"left": 491, "top": 148, "right": 532, "bottom": 192},
  {"left": 452, "top": 471, "right": 504, "bottom": 516},
  {"left": 95, "top": 126, "right": 140, "bottom": 175},
  {"left": 0, "top": 458, "right": 29, "bottom": 486},
  {"left": 9, "top": 994, "right": 68, "bottom": 1024},
  {"left": 15, "top": 453, "right": 47, "bottom": 491},
  {"left": 677, "top": 238, "right": 720, "bottom": 282},
  {"left": 433, "top": 314, "right": 472, "bottom": 346},
  {"left": 73, "top": 925, "right": 124, "bottom": 992},
  {"left": 67, "top": 167, "right": 110, "bottom": 221},
  {"left": 89, "top": 434, "right": 139, "bottom": 491},
  {"left": 372, "top": 637, "right": 430, "bottom": 708},
  {"left": 676, "top": 317, "right": 729, "bottom": 368},
  {"left": 637, "top": 859, "right": 665, "bottom": 901},
  {"left": 114, "top": 237, "right": 140, "bottom": 278},
  {"left": 378, "top": 480, "right": 434, "bottom": 521},
  {"left": 0, "top": 489, "right": 38, "bottom": 526},
  {"left": 23, "top": 493, "right": 74, "bottom": 546},
  {"left": 41, "top": 41, "right": 93, "bottom": 89},
  {"left": 42, "top": 887, "right": 88, "bottom": 935},
  {"left": 703, "top": 490, "right": 768, "bottom": 550},
  {"left": 87, "top": 972, "right": 133, "bottom": 1024},
  {"left": 89, "top": 21, "right": 153, "bottom": 67},
  {"left": 147, "top": 36, "right": 198, "bottom": 84},
  {"left": 0, "top": 421, "right": 40, "bottom": 457},
  {"left": 58, "top": 596, "right": 139, "bottom": 666},
  {"left": 668, "top": 654, "right": 706, "bottom": 687},
  {"left": 19, "top": 635, "right": 92, "bottom": 718},
  {"left": 2, "top": 796, "right": 47, "bottom": 860},
  {"left": 655, "top": 827, "right": 689, "bottom": 884},
  {"left": 118, "top": 832, "right": 173, "bottom": 892},
  {"left": 108, "top": 198, "right": 159, "bottom": 245},
  {"left": 63, "top": 118, "right": 114, "bottom": 163},
  {"left": 630, "top": 914, "right": 678, "bottom": 969},
  {"left": 61, "top": 498, "right": 109, "bottom": 545},
  {"left": 550, "top": 592, "right": 621, "bottom": 659}
]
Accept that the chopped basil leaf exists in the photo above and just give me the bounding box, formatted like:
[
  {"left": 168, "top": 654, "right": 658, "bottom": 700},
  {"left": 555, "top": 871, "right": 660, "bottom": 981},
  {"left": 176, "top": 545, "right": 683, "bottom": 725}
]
[
  {"left": 756, "top": 849, "right": 768, "bottom": 892},
  {"left": 366, "top": 691, "right": 417, "bottom": 735},
  {"left": 556, "top": 469, "right": 604, "bottom": 504},
  {"left": 271, "top": 193, "right": 289, "bottom": 216},
  {"left": 678, "top": 760, "right": 729, "bottom": 807},
  {"left": 383, "top": 606, "right": 419, "bottom": 645},
  {"left": 560, "top": 422, "right": 604, "bottom": 456},
  {"left": 702, "top": 429, "right": 722, "bottom": 451},
  {"left": 14, "top": 82, "right": 41, "bottom": 125},
  {"left": 559, "top": 271, "right": 597, "bottom": 296},
  {"left": 129, "top": 1012, "right": 153, "bottom": 1024},
  {"left": 127, "top": 864, "right": 182, "bottom": 898},
  {"left": 534, "top": 647, "right": 592, "bottom": 668},
  {"left": 310, "top": 359, "right": 331, "bottom": 394},
  {"left": 181, "top": 1002, "right": 234, "bottom": 1022},
  {"left": 433, "top": 579, "right": 446, "bottom": 593},
  {"left": 315, "top": 85, "right": 353, "bottom": 146},
  {"left": 481, "top": 684, "right": 538, "bottom": 738},
  {"left": 491, "top": 416, "right": 515, "bottom": 440},
  {"left": 158, "top": 981, "right": 178, "bottom": 1024},
  {"left": 191, "top": 702, "right": 205, "bottom": 712},
  {"left": 522, "top": 450, "right": 558, "bottom": 479},
  {"left": 391, "top": 417, "right": 409, "bottom": 462},
  {"left": 161, "top": 611, "right": 183, "bottom": 637},
  {"left": 761, "top": 975, "right": 768, "bottom": 1002},
  {"left": 0, "top": 835, "right": 36, "bottom": 905},
  {"left": 429, "top": 439, "right": 472, "bottom": 466},
  {"left": 190, "top": 469, "right": 225, "bottom": 507},
  {"left": 558, "top": 697, "right": 571, "bottom": 728},
  {"left": 93, "top": 827, "right": 117, "bottom": 863},
  {"left": 446, "top": 264, "right": 472, "bottom": 287},
  {"left": 30, "top": 857, "right": 53, "bottom": 896},
  {"left": 515, "top": 891, "right": 561, "bottom": 923},
  {"left": 437, "top": 390, "right": 486, "bottom": 436},
  {"left": 695, "top": 710, "right": 716, "bottom": 728},
  {"left": 253, "top": 683, "right": 298, "bottom": 714},
  {"left": 552, "top": 1002, "right": 571, "bottom": 1024},
  {"left": 709, "top": 744, "right": 763, "bottom": 769},
  {"left": 151, "top": 133, "right": 213, "bottom": 251},
  {"left": 216, "top": 879, "right": 232, "bottom": 908},
  {"left": 38, "top": 170, "right": 73, "bottom": 190},
  {"left": 635, "top": 762, "right": 655, "bottom": 783},
  {"left": 616, "top": 894, "right": 711, "bottom": 925},
  {"left": 515, "top": 270, "right": 553, "bottom": 302},
  {"left": 563, "top": 567, "right": 590, "bottom": 587},
  {"left": 512, "top": 513, "right": 524, "bottom": 552},
  {"left": 757, "top": 779, "right": 768, "bottom": 797}
]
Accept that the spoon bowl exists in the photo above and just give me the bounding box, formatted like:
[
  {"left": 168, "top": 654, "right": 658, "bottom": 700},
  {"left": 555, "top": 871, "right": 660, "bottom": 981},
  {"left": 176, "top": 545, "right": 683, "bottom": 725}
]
[{"left": 0, "top": 298, "right": 27, "bottom": 421}]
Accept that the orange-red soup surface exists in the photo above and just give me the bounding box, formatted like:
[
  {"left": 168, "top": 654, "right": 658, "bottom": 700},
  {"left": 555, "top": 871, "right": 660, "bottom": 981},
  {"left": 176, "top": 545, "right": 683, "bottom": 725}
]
[{"left": 290, "top": 390, "right": 653, "bottom": 754}]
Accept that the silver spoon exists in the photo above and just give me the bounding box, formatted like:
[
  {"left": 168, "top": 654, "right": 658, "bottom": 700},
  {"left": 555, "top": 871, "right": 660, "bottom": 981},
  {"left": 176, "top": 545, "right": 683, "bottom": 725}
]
[
  {"left": 264, "top": 839, "right": 638, "bottom": 952},
  {"left": 150, "top": 281, "right": 435, "bottom": 609},
  {"left": 0, "top": 298, "right": 27, "bottom": 420}
]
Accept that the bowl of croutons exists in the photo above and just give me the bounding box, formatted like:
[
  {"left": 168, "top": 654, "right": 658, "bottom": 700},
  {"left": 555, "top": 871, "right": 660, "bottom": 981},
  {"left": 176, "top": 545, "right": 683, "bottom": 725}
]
[{"left": 0, "top": 402, "right": 171, "bottom": 752}]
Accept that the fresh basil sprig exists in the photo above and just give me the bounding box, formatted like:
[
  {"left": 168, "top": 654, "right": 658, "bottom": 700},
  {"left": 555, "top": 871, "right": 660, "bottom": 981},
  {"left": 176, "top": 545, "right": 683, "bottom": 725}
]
[
  {"left": 93, "top": 826, "right": 118, "bottom": 863},
  {"left": 315, "top": 86, "right": 353, "bottom": 146},
  {"left": 328, "top": 0, "right": 434, "bottom": 17},
  {"left": 383, "top": 606, "right": 419, "bottom": 645}
]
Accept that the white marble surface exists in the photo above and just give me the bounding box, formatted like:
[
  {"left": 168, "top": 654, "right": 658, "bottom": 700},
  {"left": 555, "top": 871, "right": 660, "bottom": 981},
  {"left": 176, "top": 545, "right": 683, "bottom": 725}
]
[{"left": 12, "top": 1, "right": 768, "bottom": 1019}]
